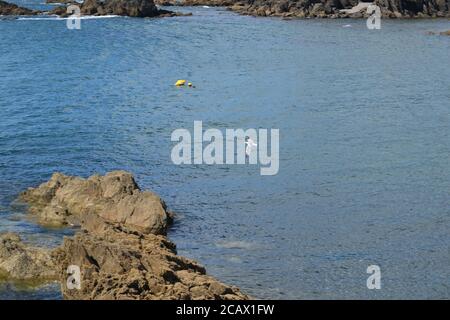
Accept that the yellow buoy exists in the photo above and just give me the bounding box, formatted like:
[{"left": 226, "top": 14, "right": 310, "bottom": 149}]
[
  {"left": 175, "top": 80, "right": 186, "bottom": 86},
  {"left": 188, "top": 82, "right": 193, "bottom": 87}
]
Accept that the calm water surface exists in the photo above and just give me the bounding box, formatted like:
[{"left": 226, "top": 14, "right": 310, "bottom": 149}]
[{"left": 0, "top": 3, "right": 449, "bottom": 299}]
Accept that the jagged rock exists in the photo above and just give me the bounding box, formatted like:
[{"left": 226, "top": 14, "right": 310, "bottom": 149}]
[
  {"left": 0, "top": 0, "right": 39, "bottom": 15},
  {"left": 54, "top": 214, "right": 249, "bottom": 300},
  {"left": 0, "top": 233, "right": 57, "bottom": 281},
  {"left": 20, "top": 171, "right": 171, "bottom": 235}
]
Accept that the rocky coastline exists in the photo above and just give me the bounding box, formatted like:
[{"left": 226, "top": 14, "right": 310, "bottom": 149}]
[
  {"left": 0, "top": 171, "right": 249, "bottom": 300},
  {"left": 2, "top": 0, "right": 449, "bottom": 18},
  {"left": 153, "top": 0, "right": 450, "bottom": 18},
  {"left": 230, "top": 0, "right": 449, "bottom": 18}
]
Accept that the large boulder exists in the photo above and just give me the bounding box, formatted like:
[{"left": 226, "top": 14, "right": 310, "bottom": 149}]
[{"left": 20, "top": 171, "right": 171, "bottom": 235}]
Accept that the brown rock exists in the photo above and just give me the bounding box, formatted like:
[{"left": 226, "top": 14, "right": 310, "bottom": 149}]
[
  {"left": 53, "top": 216, "right": 249, "bottom": 300},
  {"left": 80, "top": 0, "right": 161, "bottom": 17},
  {"left": 20, "top": 171, "right": 171, "bottom": 235},
  {"left": 47, "top": 0, "right": 184, "bottom": 18}
]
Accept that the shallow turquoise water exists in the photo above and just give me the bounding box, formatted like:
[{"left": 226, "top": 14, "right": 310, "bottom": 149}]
[{"left": 0, "top": 4, "right": 449, "bottom": 299}]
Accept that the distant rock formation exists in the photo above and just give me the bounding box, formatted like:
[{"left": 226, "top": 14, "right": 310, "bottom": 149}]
[
  {"left": 80, "top": 0, "right": 160, "bottom": 17},
  {"left": 1, "top": 171, "right": 249, "bottom": 300},
  {"left": 0, "top": 0, "right": 39, "bottom": 15},
  {"left": 1, "top": 0, "right": 182, "bottom": 18}
]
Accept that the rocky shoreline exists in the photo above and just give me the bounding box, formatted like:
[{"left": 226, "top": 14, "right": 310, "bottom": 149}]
[
  {"left": 154, "top": 0, "right": 450, "bottom": 18},
  {"left": 0, "top": 171, "right": 249, "bottom": 300}
]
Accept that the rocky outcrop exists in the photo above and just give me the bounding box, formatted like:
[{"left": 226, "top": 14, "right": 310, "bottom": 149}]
[
  {"left": 54, "top": 213, "right": 248, "bottom": 299},
  {"left": 155, "top": 0, "right": 450, "bottom": 18},
  {"left": 2, "top": 171, "right": 249, "bottom": 300},
  {"left": 238, "top": 0, "right": 450, "bottom": 18},
  {"left": 0, "top": 0, "right": 180, "bottom": 18},
  {"left": 20, "top": 171, "right": 171, "bottom": 235},
  {"left": 0, "top": 0, "right": 39, "bottom": 15},
  {"left": 49, "top": 0, "right": 189, "bottom": 17},
  {"left": 80, "top": 0, "right": 160, "bottom": 17},
  {"left": 0, "top": 233, "right": 57, "bottom": 281}
]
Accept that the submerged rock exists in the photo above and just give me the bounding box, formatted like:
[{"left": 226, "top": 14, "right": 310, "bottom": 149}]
[
  {"left": 9, "top": 171, "right": 250, "bottom": 300},
  {"left": 0, "top": 233, "right": 57, "bottom": 281},
  {"left": 20, "top": 171, "right": 171, "bottom": 235},
  {"left": 427, "top": 30, "right": 450, "bottom": 35}
]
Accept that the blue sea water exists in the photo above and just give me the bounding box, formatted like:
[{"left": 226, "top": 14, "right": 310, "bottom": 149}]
[{"left": 0, "top": 3, "right": 449, "bottom": 299}]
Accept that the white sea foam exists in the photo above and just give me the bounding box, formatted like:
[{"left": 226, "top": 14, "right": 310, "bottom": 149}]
[
  {"left": 16, "top": 15, "right": 119, "bottom": 21},
  {"left": 216, "top": 240, "right": 255, "bottom": 250}
]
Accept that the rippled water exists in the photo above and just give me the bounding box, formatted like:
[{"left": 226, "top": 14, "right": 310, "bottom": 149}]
[{"left": 1, "top": 3, "right": 449, "bottom": 299}]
